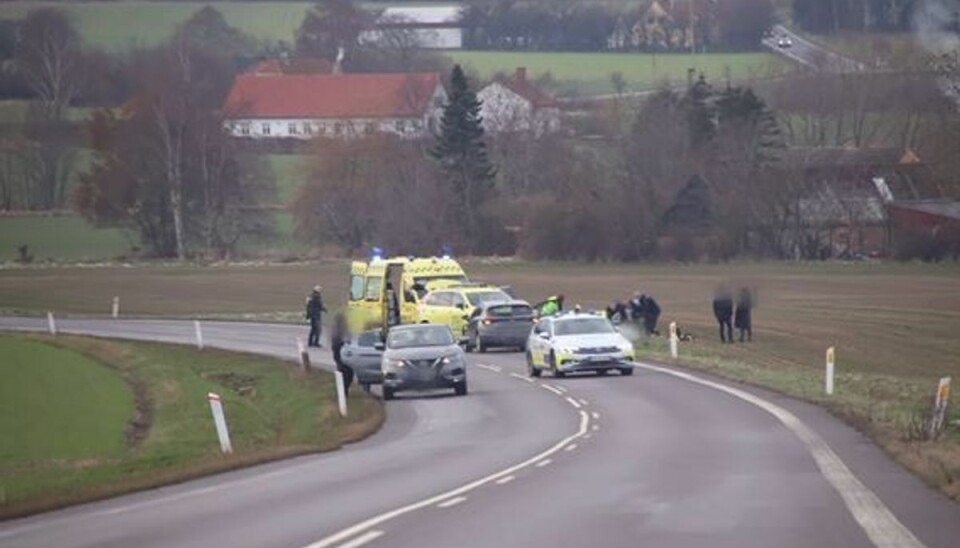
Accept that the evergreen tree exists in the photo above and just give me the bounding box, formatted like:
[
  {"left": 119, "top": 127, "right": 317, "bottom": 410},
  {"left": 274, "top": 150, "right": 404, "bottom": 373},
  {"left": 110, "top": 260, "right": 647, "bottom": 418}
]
[{"left": 431, "top": 64, "right": 498, "bottom": 252}]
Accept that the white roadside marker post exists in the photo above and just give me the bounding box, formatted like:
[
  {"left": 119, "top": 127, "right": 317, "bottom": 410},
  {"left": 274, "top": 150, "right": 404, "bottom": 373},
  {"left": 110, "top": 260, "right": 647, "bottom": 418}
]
[
  {"left": 112, "top": 296, "right": 120, "bottom": 319},
  {"left": 296, "top": 337, "right": 311, "bottom": 370},
  {"left": 669, "top": 321, "right": 679, "bottom": 359},
  {"left": 335, "top": 370, "right": 348, "bottom": 417},
  {"left": 207, "top": 392, "right": 233, "bottom": 454},
  {"left": 825, "top": 346, "right": 836, "bottom": 395},
  {"left": 47, "top": 312, "right": 57, "bottom": 335},
  {"left": 194, "top": 320, "right": 204, "bottom": 351},
  {"left": 930, "top": 377, "right": 952, "bottom": 439}
]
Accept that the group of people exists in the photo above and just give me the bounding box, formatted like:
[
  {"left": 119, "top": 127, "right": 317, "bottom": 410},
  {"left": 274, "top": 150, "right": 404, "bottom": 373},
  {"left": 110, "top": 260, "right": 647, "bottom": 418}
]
[
  {"left": 712, "top": 287, "right": 753, "bottom": 343},
  {"left": 606, "top": 292, "right": 661, "bottom": 336}
]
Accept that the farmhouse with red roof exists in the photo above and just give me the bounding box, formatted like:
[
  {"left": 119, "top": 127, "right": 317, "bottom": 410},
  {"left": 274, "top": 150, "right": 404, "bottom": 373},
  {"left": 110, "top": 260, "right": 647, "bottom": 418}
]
[
  {"left": 223, "top": 72, "right": 447, "bottom": 140},
  {"left": 477, "top": 68, "right": 561, "bottom": 136}
]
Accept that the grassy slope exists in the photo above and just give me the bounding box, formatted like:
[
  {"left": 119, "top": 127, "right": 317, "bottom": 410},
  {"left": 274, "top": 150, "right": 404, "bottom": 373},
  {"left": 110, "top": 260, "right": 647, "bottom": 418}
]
[
  {"left": 0, "top": 333, "right": 383, "bottom": 518},
  {"left": 0, "top": 336, "right": 134, "bottom": 465},
  {"left": 449, "top": 51, "right": 789, "bottom": 95}
]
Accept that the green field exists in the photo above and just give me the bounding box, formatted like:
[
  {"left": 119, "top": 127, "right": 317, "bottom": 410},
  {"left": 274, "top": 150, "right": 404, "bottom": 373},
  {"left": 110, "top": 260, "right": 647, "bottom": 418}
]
[
  {"left": 0, "top": 215, "right": 134, "bottom": 262},
  {"left": 0, "top": 333, "right": 383, "bottom": 518},
  {"left": 448, "top": 51, "right": 789, "bottom": 94}
]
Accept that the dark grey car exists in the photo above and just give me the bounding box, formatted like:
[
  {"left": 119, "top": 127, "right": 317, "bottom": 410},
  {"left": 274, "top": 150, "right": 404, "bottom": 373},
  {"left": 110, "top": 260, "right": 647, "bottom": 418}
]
[
  {"left": 340, "top": 330, "right": 384, "bottom": 389},
  {"left": 379, "top": 324, "right": 468, "bottom": 400},
  {"left": 466, "top": 299, "right": 535, "bottom": 352}
]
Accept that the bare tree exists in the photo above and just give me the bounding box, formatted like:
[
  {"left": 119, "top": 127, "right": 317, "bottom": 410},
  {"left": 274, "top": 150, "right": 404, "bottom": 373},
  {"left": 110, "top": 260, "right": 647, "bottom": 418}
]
[{"left": 14, "top": 9, "right": 81, "bottom": 120}]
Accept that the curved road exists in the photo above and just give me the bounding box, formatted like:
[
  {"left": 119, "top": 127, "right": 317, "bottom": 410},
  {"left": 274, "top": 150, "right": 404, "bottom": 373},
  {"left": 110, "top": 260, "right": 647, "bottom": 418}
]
[{"left": 1, "top": 318, "right": 958, "bottom": 548}]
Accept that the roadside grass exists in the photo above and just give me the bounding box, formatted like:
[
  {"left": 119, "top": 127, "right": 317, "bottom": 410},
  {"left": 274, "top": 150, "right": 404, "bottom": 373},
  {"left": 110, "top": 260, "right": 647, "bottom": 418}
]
[
  {"left": 0, "top": 333, "right": 383, "bottom": 519},
  {"left": 448, "top": 51, "right": 789, "bottom": 95}
]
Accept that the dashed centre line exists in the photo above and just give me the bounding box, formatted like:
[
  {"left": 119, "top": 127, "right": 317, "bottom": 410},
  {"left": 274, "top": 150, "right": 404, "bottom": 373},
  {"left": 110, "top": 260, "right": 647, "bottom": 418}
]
[
  {"left": 437, "top": 497, "right": 467, "bottom": 509},
  {"left": 540, "top": 384, "right": 564, "bottom": 396},
  {"left": 578, "top": 398, "right": 589, "bottom": 406},
  {"left": 495, "top": 475, "right": 516, "bottom": 485},
  {"left": 535, "top": 459, "right": 552, "bottom": 468},
  {"left": 591, "top": 412, "right": 600, "bottom": 420},
  {"left": 565, "top": 397, "right": 582, "bottom": 409},
  {"left": 510, "top": 373, "right": 535, "bottom": 383},
  {"left": 475, "top": 363, "right": 502, "bottom": 372},
  {"left": 565, "top": 444, "right": 578, "bottom": 452}
]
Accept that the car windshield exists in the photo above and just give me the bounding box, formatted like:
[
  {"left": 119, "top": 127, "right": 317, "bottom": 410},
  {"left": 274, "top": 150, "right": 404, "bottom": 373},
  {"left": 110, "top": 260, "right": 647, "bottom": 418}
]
[
  {"left": 554, "top": 317, "right": 616, "bottom": 336},
  {"left": 387, "top": 326, "right": 455, "bottom": 349},
  {"left": 467, "top": 290, "right": 509, "bottom": 307},
  {"left": 356, "top": 331, "right": 382, "bottom": 348}
]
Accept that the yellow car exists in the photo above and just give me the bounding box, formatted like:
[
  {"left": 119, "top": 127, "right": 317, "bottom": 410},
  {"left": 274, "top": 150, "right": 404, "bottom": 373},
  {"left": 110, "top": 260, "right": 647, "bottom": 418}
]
[{"left": 418, "top": 284, "right": 512, "bottom": 340}]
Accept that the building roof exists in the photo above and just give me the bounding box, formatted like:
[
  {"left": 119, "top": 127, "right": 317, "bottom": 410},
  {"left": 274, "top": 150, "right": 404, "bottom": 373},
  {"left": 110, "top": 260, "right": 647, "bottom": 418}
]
[
  {"left": 781, "top": 147, "right": 921, "bottom": 169},
  {"left": 890, "top": 201, "right": 960, "bottom": 222},
  {"left": 246, "top": 58, "right": 333, "bottom": 76},
  {"left": 224, "top": 73, "right": 442, "bottom": 119},
  {"left": 497, "top": 67, "right": 559, "bottom": 109}
]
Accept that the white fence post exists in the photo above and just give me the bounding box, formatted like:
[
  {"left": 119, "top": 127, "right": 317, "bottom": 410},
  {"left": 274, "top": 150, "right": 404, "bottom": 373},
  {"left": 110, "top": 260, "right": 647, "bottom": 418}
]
[
  {"left": 207, "top": 392, "right": 233, "bottom": 454},
  {"left": 930, "top": 377, "right": 952, "bottom": 439},
  {"left": 669, "top": 321, "right": 678, "bottom": 359},
  {"left": 47, "top": 312, "right": 57, "bottom": 335},
  {"left": 335, "top": 370, "right": 348, "bottom": 417},
  {"left": 296, "top": 337, "right": 310, "bottom": 370},
  {"left": 194, "top": 320, "right": 204, "bottom": 351},
  {"left": 825, "top": 346, "right": 835, "bottom": 395},
  {"left": 112, "top": 296, "right": 120, "bottom": 319}
]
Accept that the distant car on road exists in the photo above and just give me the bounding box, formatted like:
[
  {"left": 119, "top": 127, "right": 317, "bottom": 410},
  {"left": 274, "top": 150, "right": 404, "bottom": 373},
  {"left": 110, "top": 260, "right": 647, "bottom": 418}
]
[
  {"left": 466, "top": 299, "right": 535, "bottom": 353},
  {"left": 340, "top": 330, "right": 384, "bottom": 390},
  {"left": 379, "top": 324, "right": 468, "bottom": 400},
  {"left": 418, "top": 284, "right": 512, "bottom": 341},
  {"left": 526, "top": 312, "right": 635, "bottom": 378},
  {"left": 777, "top": 36, "right": 793, "bottom": 48}
]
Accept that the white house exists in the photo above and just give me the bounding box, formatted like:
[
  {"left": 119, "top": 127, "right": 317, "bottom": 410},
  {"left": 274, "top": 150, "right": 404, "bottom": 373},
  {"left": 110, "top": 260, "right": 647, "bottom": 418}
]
[
  {"left": 361, "top": 6, "right": 464, "bottom": 50},
  {"left": 477, "top": 67, "right": 561, "bottom": 136},
  {"left": 223, "top": 72, "right": 447, "bottom": 140}
]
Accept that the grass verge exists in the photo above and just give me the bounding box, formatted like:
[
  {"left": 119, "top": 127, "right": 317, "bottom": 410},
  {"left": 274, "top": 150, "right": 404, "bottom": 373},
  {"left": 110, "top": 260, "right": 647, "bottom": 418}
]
[{"left": 0, "top": 333, "right": 383, "bottom": 519}]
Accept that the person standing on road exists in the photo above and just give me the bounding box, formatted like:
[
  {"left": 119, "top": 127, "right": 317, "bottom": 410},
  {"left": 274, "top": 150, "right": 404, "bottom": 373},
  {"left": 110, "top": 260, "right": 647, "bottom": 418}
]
[
  {"left": 734, "top": 287, "right": 753, "bottom": 342},
  {"left": 712, "top": 287, "right": 734, "bottom": 343},
  {"left": 642, "top": 295, "right": 661, "bottom": 336},
  {"left": 306, "top": 285, "right": 326, "bottom": 347},
  {"left": 330, "top": 314, "right": 354, "bottom": 395}
]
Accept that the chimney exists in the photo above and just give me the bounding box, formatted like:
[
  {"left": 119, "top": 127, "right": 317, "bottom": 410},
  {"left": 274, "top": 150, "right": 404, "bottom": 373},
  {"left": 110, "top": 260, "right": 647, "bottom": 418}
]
[{"left": 515, "top": 67, "right": 527, "bottom": 82}]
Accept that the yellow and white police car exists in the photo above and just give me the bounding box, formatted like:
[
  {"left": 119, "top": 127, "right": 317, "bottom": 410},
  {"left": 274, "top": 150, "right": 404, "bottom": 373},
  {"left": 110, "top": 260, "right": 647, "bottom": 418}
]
[{"left": 525, "top": 312, "right": 636, "bottom": 378}]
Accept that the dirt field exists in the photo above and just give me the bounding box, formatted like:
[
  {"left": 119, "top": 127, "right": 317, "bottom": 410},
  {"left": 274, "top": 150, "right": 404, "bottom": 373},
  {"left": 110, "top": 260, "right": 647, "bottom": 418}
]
[{"left": 2, "top": 259, "right": 959, "bottom": 496}]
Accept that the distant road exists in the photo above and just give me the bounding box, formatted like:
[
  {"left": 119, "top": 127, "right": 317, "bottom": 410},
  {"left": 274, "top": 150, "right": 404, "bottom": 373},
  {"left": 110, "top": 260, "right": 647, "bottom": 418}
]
[
  {"left": 2, "top": 317, "right": 959, "bottom": 548},
  {"left": 763, "top": 24, "right": 867, "bottom": 72}
]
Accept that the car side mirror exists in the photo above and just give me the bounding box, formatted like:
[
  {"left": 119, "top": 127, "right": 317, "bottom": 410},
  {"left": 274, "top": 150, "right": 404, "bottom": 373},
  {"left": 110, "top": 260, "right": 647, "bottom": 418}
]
[
  {"left": 374, "top": 342, "right": 385, "bottom": 351},
  {"left": 456, "top": 303, "right": 466, "bottom": 310}
]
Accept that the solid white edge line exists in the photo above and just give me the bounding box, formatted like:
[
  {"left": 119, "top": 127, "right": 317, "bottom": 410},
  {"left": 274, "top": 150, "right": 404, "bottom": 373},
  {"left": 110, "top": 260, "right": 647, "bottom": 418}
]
[
  {"left": 495, "top": 475, "right": 516, "bottom": 485},
  {"left": 300, "top": 409, "right": 590, "bottom": 548},
  {"left": 633, "top": 361, "right": 925, "bottom": 548},
  {"left": 565, "top": 396, "right": 582, "bottom": 409},
  {"left": 437, "top": 496, "right": 467, "bottom": 509},
  {"left": 324, "top": 530, "right": 383, "bottom": 548},
  {"left": 540, "top": 384, "right": 564, "bottom": 396}
]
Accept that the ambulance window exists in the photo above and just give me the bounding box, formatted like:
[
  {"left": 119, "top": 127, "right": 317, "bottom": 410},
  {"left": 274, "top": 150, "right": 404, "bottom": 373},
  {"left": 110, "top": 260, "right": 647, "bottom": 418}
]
[
  {"left": 350, "top": 275, "right": 364, "bottom": 301},
  {"left": 451, "top": 293, "right": 467, "bottom": 308},
  {"left": 427, "top": 292, "right": 451, "bottom": 306},
  {"left": 364, "top": 277, "right": 382, "bottom": 301}
]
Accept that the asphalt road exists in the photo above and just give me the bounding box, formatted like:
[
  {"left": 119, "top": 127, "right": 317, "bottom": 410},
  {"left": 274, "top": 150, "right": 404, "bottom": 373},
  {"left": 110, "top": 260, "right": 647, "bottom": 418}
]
[
  {"left": 2, "top": 318, "right": 959, "bottom": 548},
  {"left": 763, "top": 25, "right": 866, "bottom": 73}
]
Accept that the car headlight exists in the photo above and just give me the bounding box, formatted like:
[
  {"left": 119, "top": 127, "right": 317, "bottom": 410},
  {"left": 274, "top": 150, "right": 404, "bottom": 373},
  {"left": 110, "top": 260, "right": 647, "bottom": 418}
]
[
  {"left": 383, "top": 358, "right": 405, "bottom": 369},
  {"left": 441, "top": 354, "right": 463, "bottom": 366}
]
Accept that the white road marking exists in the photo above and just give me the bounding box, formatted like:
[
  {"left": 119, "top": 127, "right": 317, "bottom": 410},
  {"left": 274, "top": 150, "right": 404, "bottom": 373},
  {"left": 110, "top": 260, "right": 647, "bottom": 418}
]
[
  {"left": 634, "top": 361, "right": 926, "bottom": 548},
  {"left": 300, "top": 410, "right": 590, "bottom": 548},
  {"left": 540, "top": 384, "right": 564, "bottom": 396},
  {"left": 495, "top": 475, "right": 515, "bottom": 485},
  {"left": 326, "top": 530, "right": 383, "bottom": 548},
  {"left": 565, "top": 444, "right": 578, "bottom": 452},
  {"left": 582, "top": 434, "right": 592, "bottom": 440},
  {"left": 592, "top": 425, "right": 600, "bottom": 431},
  {"left": 437, "top": 497, "right": 467, "bottom": 508},
  {"left": 510, "top": 373, "right": 535, "bottom": 383},
  {"left": 475, "top": 363, "right": 502, "bottom": 372},
  {"left": 536, "top": 459, "right": 552, "bottom": 468},
  {"left": 578, "top": 398, "right": 589, "bottom": 406},
  {"left": 555, "top": 386, "right": 568, "bottom": 393},
  {"left": 565, "top": 396, "right": 582, "bottom": 409},
  {"left": 591, "top": 411, "right": 600, "bottom": 420}
]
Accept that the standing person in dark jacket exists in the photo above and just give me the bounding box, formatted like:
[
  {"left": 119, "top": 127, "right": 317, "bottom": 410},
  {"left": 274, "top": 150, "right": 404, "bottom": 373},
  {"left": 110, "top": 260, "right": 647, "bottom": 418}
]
[
  {"left": 712, "top": 287, "right": 734, "bottom": 343},
  {"left": 305, "top": 285, "right": 326, "bottom": 347},
  {"left": 330, "top": 315, "right": 353, "bottom": 395},
  {"left": 642, "top": 295, "right": 661, "bottom": 336},
  {"left": 734, "top": 287, "right": 753, "bottom": 342}
]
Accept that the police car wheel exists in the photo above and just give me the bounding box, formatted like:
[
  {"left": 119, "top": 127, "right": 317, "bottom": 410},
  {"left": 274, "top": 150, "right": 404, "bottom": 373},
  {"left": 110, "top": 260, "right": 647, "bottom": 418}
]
[
  {"left": 455, "top": 381, "right": 468, "bottom": 396},
  {"left": 620, "top": 368, "right": 634, "bottom": 376},
  {"left": 526, "top": 352, "right": 542, "bottom": 377}
]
